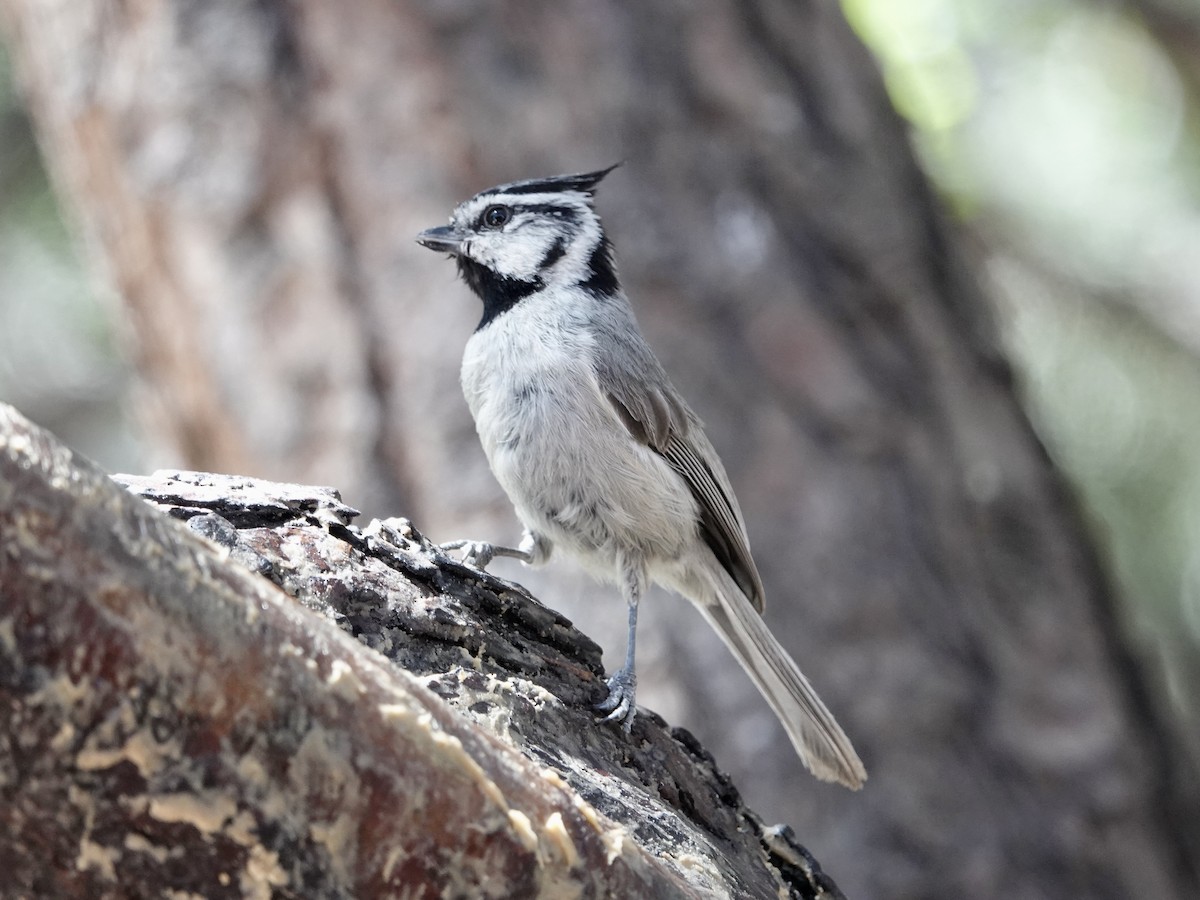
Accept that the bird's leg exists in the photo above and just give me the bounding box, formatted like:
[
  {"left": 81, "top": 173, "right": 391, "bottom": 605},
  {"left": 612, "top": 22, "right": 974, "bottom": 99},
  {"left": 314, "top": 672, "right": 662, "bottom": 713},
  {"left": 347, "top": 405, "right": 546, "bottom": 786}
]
[
  {"left": 597, "top": 567, "right": 641, "bottom": 732},
  {"left": 440, "top": 530, "right": 551, "bottom": 571}
]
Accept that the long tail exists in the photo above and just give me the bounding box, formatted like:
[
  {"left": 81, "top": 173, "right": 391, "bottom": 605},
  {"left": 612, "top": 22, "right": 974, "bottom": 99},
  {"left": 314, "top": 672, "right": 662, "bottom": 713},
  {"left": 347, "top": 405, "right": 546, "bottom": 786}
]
[{"left": 697, "top": 576, "right": 867, "bottom": 789}]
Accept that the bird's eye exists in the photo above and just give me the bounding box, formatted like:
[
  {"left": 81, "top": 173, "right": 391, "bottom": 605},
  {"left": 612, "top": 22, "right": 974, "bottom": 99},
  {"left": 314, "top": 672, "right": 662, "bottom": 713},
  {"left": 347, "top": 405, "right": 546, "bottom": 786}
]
[{"left": 482, "top": 205, "right": 511, "bottom": 228}]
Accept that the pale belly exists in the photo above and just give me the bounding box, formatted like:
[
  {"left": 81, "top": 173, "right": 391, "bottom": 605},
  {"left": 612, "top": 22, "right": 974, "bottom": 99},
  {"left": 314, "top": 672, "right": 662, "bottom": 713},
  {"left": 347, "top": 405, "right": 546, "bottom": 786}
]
[{"left": 463, "top": 337, "right": 697, "bottom": 580}]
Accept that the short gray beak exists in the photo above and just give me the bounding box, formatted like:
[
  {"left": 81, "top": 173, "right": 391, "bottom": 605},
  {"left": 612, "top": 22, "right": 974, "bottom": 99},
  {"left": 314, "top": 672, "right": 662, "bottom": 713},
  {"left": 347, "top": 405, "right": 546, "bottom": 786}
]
[{"left": 416, "top": 225, "right": 464, "bottom": 255}]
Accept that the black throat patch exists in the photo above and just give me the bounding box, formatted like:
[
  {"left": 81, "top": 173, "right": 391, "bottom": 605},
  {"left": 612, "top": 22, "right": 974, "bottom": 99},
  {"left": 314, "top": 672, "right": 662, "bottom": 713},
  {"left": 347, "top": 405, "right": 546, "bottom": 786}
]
[{"left": 457, "top": 256, "right": 542, "bottom": 330}]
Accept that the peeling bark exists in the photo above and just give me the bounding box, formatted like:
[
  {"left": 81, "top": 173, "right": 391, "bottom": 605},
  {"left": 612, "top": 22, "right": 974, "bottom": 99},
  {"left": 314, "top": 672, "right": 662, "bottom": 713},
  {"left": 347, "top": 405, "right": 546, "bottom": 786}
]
[{"left": 0, "top": 403, "right": 843, "bottom": 899}]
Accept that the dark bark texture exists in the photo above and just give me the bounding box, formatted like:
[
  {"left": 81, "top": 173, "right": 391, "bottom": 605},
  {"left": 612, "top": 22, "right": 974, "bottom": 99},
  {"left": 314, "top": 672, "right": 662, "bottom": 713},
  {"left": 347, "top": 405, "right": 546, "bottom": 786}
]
[
  {"left": 0, "top": 404, "right": 845, "bottom": 899},
  {"left": 1, "top": 1, "right": 1198, "bottom": 897}
]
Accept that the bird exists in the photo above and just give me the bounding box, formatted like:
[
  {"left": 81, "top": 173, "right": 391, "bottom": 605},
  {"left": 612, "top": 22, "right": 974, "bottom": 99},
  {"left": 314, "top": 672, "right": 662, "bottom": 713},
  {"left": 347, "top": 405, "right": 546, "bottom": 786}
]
[{"left": 416, "top": 166, "right": 866, "bottom": 789}]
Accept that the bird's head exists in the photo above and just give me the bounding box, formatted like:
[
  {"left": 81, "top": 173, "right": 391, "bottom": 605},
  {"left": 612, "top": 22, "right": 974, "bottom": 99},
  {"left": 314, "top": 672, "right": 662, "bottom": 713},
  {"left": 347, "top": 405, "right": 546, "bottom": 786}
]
[{"left": 417, "top": 166, "right": 621, "bottom": 326}]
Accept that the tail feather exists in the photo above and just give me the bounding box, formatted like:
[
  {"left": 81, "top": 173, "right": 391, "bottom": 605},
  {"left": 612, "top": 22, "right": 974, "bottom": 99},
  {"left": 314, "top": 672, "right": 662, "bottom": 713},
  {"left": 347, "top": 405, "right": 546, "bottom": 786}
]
[{"left": 698, "top": 579, "right": 866, "bottom": 789}]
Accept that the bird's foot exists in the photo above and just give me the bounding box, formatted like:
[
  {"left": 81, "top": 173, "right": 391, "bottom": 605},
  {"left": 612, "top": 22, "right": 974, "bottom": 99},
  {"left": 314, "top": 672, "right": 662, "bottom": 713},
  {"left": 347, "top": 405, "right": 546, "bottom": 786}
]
[
  {"left": 440, "top": 539, "right": 500, "bottom": 569},
  {"left": 440, "top": 539, "right": 532, "bottom": 571},
  {"left": 596, "top": 667, "right": 638, "bottom": 733}
]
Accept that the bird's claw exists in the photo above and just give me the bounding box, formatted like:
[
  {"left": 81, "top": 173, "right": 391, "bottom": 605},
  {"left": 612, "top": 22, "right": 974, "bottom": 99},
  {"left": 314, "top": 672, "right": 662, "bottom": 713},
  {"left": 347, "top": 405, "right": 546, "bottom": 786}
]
[
  {"left": 440, "top": 539, "right": 497, "bottom": 570},
  {"left": 596, "top": 668, "right": 638, "bottom": 733}
]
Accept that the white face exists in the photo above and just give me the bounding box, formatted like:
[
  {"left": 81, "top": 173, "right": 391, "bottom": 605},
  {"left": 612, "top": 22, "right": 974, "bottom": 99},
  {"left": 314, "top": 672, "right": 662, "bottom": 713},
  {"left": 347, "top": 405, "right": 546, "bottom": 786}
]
[
  {"left": 418, "top": 168, "right": 623, "bottom": 327},
  {"left": 448, "top": 187, "right": 606, "bottom": 290}
]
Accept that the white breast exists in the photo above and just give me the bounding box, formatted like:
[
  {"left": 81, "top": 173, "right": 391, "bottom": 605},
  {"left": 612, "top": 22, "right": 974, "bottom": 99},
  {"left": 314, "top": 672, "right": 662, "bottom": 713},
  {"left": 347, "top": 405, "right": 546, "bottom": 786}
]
[
  {"left": 459, "top": 297, "right": 697, "bottom": 576},
  {"left": 461, "top": 300, "right": 594, "bottom": 456}
]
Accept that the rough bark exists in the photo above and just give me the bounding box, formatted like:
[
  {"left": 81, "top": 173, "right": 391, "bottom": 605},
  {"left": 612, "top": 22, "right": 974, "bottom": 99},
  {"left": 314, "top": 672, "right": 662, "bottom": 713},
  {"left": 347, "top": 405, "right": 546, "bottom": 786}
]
[
  {"left": 2, "top": 2, "right": 1198, "bottom": 897},
  {"left": 0, "top": 403, "right": 845, "bottom": 899}
]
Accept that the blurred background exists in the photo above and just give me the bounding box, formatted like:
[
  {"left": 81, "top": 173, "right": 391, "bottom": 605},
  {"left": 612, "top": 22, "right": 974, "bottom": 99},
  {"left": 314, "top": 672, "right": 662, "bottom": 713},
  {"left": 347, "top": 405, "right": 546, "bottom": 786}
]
[
  {"left": 2, "top": 0, "right": 1198, "bottom": 896},
  {"left": 846, "top": 0, "right": 1200, "bottom": 731}
]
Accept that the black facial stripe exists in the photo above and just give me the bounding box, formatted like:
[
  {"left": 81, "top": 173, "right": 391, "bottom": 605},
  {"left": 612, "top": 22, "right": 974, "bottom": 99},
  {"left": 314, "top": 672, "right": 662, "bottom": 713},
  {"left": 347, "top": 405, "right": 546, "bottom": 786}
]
[
  {"left": 539, "top": 236, "right": 568, "bottom": 270},
  {"left": 579, "top": 234, "right": 619, "bottom": 296},
  {"left": 457, "top": 256, "right": 542, "bottom": 330}
]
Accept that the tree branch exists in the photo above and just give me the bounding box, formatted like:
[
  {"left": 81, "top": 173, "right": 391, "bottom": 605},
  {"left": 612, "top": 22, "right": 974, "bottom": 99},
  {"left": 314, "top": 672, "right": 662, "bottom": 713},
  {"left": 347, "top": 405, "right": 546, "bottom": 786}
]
[{"left": 0, "top": 403, "right": 844, "bottom": 899}]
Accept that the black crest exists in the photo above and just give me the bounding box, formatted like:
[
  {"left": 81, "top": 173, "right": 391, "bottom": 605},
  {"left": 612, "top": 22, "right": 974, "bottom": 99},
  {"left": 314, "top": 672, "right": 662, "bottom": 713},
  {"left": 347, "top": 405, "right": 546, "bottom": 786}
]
[{"left": 496, "top": 164, "right": 622, "bottom": 197}]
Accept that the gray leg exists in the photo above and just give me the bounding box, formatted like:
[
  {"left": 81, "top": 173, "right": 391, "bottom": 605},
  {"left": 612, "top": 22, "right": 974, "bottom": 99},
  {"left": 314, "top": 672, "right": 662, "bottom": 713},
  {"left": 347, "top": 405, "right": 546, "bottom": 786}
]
[{"left": 596, "top": 568, "right": 641, "bottom": 732}]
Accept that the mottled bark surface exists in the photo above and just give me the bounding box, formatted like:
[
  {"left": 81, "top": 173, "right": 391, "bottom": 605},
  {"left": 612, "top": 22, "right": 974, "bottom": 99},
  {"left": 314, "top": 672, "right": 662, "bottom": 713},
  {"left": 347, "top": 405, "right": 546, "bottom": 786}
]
[
  {"left": 0, "top": 404, "right": 845, "bottom": 899},
  {"left": 2, "top": 1, "right": 1198, "bottom": 897}
]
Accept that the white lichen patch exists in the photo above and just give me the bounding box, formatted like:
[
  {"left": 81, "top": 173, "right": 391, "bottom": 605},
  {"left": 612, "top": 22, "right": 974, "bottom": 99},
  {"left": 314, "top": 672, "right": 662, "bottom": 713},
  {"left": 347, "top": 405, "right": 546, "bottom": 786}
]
[
  {"left": 278, "top": 533, "right": 312, "bottom": 567},
  {"left": 601, "top": 827, "right": 626, "bottom": 866},
  {"left": 665, "top": 850, "right": 727, "bottom": 897},
  {"left": 76, "top": 836, "right": 119, "bottom": 880},
  {"left": 194, "top": 669, "right": 228, "bottom": 717},
  {"left": 326, "top": 659, "right": 366, "bottom": 700},
  {"left": 572, "top": 795, "right": 604, "bottom": 835},
  {"left": 225, "top": 809, "right": 259, "bottom": 846},
  {"left": 148, "top": 791, "right": 238, "bottom": 833},
  {"left": 1, "top": 429, "right": 30, "bottom": 455},
  {"left": 50, "top": 720, "right": 77, "bottom": 753},
  {"left": 310, "top": 815, "right": 358, "bottom": 874},
  {"left": 288, "top": 725, "right": 361, "bottom": 885},
  {"left": 459, "top": 643, "right": 486, "bottom": 671},
  {"left": 439, "top": 669, "right": 563, "bottom": 747},
  {"left": 674, "top": 852, "right": 716, "bottom": 873},
  {"left": 378, "top": 702, "right": 413, "bottom": 722},
  {"left": 760, "top": 824, "right": 807, "bottom": 869},
  {"left": 382, "top": 843, "right": 407, "bottom": 881},
  {"left": 29, "top": 670, "right": 92, "bottom": 712},
  {"left": 123, "top": 831, "right": 174, "bottom": 863},
  {"left": 543, "top": 812, "right": 578, "bottom": 868},
  {"left": 7, "top": 503, "right": 51, "bottom": 559},
  {"left": 381, "top": 698, "right": 514, "bottom": 824},
  {"left": 68, "top": 781, "right": 115, "bottom": 881},
  {"left": 429, "top": 728, "right": 508, "bottom": 812},
  {"left": 527, "top": 688, "right": 561, "bottom": 716},
  {"left": 507, "top": 809, "right": 539, "bottom": 854},
  {"left": 239, "top": 843, "right": 289, "bottom": 900},
  {"left": 243, "top": 595, "right": 261, "bottom": 626},
  {"left": 77, "top": 732, "right": 125, "bottom": 769},
  {"left": 76, "top": 728, "right": 180, "bottom": 781},
  {"left": 234, "top": 754, "right": 268, "bottom": 791}
]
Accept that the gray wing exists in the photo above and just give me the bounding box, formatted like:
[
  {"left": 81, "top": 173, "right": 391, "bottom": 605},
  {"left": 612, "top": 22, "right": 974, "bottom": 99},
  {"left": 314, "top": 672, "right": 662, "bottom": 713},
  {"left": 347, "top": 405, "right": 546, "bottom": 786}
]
[{"left": 595, "top": 320, "right": 766, "bottom": 612}]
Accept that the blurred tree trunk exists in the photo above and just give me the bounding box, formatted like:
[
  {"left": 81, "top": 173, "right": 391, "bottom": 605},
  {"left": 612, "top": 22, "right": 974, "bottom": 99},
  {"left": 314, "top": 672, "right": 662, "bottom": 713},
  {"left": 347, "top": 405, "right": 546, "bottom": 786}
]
[{"left": 1, "top": 1, "right": 1197, "bottom": 897}]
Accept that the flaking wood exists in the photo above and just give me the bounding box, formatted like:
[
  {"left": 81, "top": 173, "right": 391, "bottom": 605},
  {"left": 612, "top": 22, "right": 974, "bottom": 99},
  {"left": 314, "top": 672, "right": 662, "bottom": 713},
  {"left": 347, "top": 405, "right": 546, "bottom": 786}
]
[{"left": 0, "top": 403, "right": 844, "bottom": 899}]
